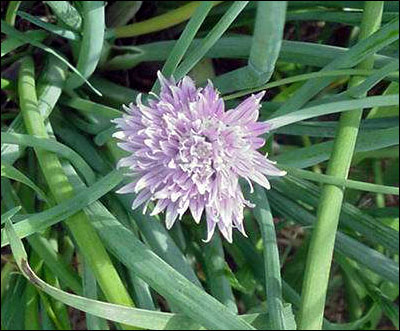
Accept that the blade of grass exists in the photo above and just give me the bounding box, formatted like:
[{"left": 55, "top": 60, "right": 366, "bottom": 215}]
[
  {"left": 36, "top": 56, "right": 69, "bottom": 117},
  {"left": 380, "top": 298, "right": 400, "bottom": 329},
  {"left": 368, "top": 81, "right": 399, "bottom": 118},
  {"left": 1, "top": 20, "right": 101, "bottom": 95},
  {"left": 3, "top": 170, "right": 81, "bottom": 322},
  {"left": 286, "top": 10, "right": 397, "bottom": 25},
  {"left": 60, "top": 96, "right": 122, "bottom": 119},
  {"left": 274, "top": 117, "right": 397, "bottom": 138},
  {"left": 151, "top": 1, "right": 215, "bottom": 93},
  {"left": 365, "top": 207, "right": 399, "bottom": 218},
  {"left": 287, "top": 1, "right": 397, "bottom": 11},
  {"left": 51, "top": 114, "right": 110, "bottom": 174},
  {"left": 273, "top": 176, "right": 399, "bottom": 254},
  {"left": 248, "top": 1, "right": 286, "bottom": 84},
  {"left": 230, "top": 233, "right": 373, "bottom": 331},
  {"left": 99, "top": 194, "right": 156, "bottom": 312},
  {"left": 42, "top": 265, "right": 73, "bottom": 330},
  {"left": 65, "top": 2, "right": 105, "bottom": 90},
  {"left": 128, "top": 270, "right": 156, "bottom": 311},
  {"left": 223, "top": 68, "right": 396, "bottom": 100},
  {"left": 275, "top": 126, "right": 399, "bottom": 168},
  {"left": 174, "top": 1, "right": 250, "bottom": 80},
  {"left": 27, "top": 234, "right": 83, "bottom": 295},
  {"left": 17, "top": 11, "right": 80, "bottom": 40},
  {"left": 1, "top": 30, "right": 47, "bottom": 57},
  {"left": 1, "top": 169, "right": 124, "bottom": 248},
  {"left": 1, "top": 206, "right": 21, "bottom": 225},
  {"left": 116, "top": 193, "right": 203, "bottom": 288},
  {"left": 266, "top": 94, "right": 399, "bottom": 130},
  {"left": 1, "top": 162, "right": 50, "bottom": 203},
  {"left": 1, "top": 132, "right": 95, "bottom": 185},
  {"left": 283, "top": 167, "right": 399, "bottom": 195},
  {"left": 1, "top": 273, "right": 26, "bottom": 330},
  {"left": 346, "top": 60, "right": 399, "bottom": 98},
  {"left": 268, "top": 190, "right": 399, "bottom": 285},
  {"left": 273, "top": 16, "right": 399, "bottom": 117},
  {"left": 247, "top": 184, "right": 287, "bottom": 330},
  {"left": 105, "top": 37, "right": 396, "bottom": 72},
  {"left": 1, "top": 159, "right": 82, "bottom": 299},
  {"left": 88, "top": 76, "right": 139, "bottom": 106},
  {"left": 199, "top": 232, "right": 238, "bottom": 313}
]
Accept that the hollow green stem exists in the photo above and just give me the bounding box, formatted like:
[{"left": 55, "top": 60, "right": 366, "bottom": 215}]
[
  {"left": 110, "top": 1, "right": 222, "bottom": 39},
  {"left": 298, "top": 2, "right": 385, "bottom": 330},
  {"left": 18, "top": 56, "right": 135, "bottom": 328}
]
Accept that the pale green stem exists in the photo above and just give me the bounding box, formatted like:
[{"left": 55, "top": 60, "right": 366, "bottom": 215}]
[
  {"left": 18, "top": 56, "right": 135, "bottom": 329},
  {"left": 298, "top": 2, "right": 385, "bottom": 330}
]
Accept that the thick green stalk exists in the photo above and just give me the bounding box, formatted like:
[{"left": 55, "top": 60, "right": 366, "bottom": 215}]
[
  {"left": 18, "top": 57, "right": 135, "bottom": 325},
  {"left": 298, "top": 2, "right": 385, "bottom": 330}
]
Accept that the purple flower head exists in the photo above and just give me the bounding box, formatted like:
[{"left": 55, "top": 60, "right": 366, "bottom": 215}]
[{"left": 113, "top": 72, "right": 286, "bottom": 243}]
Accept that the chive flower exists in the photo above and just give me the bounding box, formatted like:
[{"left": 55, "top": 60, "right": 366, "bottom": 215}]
[{"left": 113, "top": 72, "right": 286, "bottom": 242}]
